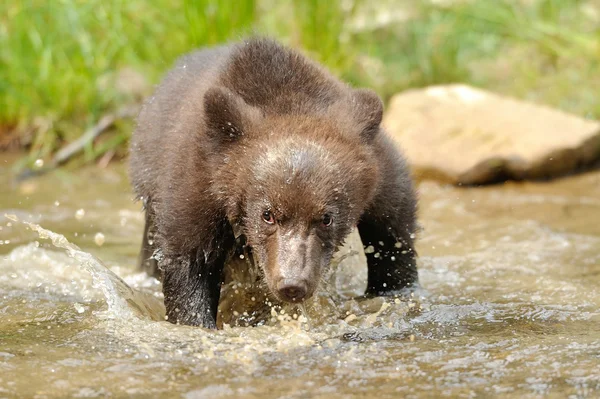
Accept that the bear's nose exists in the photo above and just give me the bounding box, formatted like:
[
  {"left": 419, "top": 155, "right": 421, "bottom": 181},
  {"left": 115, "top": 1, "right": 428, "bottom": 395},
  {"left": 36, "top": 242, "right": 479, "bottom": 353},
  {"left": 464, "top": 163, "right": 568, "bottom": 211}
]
[{"left": 277, "top": 279, "right": 307, "bottom": 302}]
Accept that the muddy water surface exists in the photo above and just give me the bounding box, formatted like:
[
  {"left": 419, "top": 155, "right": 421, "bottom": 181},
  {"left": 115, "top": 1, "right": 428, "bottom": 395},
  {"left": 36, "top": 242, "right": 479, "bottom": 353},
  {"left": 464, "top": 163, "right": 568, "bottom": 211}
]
[{"left": 1, "top": 156, "right": 599, "bottom": 398}]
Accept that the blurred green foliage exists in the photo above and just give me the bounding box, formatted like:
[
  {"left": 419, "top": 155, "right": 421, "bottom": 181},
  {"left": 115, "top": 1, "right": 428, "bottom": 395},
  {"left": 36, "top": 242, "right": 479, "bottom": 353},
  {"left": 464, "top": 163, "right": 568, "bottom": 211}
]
[{"left": 0, "top": 0, "right": 598, "bottom": 163}]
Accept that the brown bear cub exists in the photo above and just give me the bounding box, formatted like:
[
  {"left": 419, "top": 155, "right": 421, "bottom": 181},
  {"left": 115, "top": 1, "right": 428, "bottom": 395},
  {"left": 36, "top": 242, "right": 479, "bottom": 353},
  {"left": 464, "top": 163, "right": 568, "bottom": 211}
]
[{"left": 129, "top": 38, "right": 418, "bottom": 329}]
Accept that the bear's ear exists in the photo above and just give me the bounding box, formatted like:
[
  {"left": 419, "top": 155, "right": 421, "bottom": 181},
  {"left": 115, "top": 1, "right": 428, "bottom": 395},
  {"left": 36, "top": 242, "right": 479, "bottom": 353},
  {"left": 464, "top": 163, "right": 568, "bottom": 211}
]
[
  {"left": 204, "top": 87, "right": 258, "bottom": 143},
  {"left": 352, "top": 88, "right": 383, "bottom": 143}
]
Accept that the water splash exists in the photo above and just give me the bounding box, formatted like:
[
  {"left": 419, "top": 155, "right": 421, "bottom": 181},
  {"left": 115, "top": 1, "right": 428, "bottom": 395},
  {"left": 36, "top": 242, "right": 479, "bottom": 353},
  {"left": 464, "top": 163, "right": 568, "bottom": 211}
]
[{"left": 4, "top": 213, "right": 163, "bottom": 321}]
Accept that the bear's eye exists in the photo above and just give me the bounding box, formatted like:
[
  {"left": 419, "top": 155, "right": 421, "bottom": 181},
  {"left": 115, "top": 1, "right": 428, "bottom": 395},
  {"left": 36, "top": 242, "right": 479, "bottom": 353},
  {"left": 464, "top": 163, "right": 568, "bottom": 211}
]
[
  {"left": 321, "top": 213, "right": 333, "bottom": 227},
  {"left": 262, "top": 210, "right": 275, "bottom": 224}
]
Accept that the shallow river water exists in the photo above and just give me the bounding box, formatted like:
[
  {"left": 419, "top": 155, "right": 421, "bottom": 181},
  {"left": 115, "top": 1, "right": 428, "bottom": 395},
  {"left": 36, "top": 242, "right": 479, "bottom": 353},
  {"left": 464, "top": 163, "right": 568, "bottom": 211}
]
[{"left": 1, "top": 156, "right": 599, "bottom": 398}]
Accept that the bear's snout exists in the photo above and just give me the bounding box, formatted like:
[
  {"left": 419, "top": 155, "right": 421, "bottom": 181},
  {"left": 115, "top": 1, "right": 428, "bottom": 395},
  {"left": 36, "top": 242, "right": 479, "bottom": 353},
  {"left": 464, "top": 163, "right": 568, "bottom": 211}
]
[
  {"left": 277, "top": 278, "right": 308, "bottom": 302},
  {"left": 255, "top": 227, "right": 326, "bottom": 304}
]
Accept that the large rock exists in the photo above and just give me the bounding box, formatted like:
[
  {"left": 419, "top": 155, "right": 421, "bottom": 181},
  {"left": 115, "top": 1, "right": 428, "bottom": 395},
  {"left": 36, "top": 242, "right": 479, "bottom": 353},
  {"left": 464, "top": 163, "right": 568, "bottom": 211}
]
[{"left": 383, "top": 84, "right": 600, "bottom": 185}]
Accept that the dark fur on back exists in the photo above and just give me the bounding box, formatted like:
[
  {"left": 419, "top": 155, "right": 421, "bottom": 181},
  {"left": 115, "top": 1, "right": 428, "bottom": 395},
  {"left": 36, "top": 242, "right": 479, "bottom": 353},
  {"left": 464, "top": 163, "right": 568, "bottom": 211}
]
[
  {"left": 221, "top": 40, "right": 342, "bottom": 113},
  {"left": 129, "top": 38, "right": 418, "bottom": 328}
]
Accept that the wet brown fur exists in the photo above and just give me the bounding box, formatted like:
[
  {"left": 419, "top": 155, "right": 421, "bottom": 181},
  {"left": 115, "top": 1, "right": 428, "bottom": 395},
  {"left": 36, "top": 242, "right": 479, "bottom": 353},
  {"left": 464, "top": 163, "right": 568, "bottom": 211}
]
[{"left": 129, "top": 38, "right": 418, "bottom": 328}]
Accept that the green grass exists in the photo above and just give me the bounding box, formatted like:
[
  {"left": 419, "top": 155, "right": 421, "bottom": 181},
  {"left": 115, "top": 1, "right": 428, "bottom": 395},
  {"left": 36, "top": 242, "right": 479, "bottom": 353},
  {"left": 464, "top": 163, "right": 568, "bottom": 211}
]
[
  {"left": 1, "top": 0, "right": 599, "bottom": 166},
  {"left": 348, "top": 0, "right": 599, "bottom": 106},
  {"left": 0, "top": 0, "right": 259, "bottom": 162}
]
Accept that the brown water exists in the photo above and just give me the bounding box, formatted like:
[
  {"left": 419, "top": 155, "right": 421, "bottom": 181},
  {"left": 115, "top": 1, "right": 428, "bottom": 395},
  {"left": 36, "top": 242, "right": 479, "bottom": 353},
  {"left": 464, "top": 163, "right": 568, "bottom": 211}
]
[{"left": 1, "top": 156, "right": 599, "bottom": 398}]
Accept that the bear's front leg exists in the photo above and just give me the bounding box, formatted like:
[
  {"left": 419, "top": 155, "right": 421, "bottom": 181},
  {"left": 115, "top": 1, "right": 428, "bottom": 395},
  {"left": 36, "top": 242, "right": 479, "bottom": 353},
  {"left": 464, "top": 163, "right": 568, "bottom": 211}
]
[
  {"left": 161, "top": 242, "right": 231, "bottom": 328},
  {"left": 357, "top": 134, "right": 419, "bottom": 297},
  {"left": 358, "top": 216, "right": 418, "bottom": 296}
]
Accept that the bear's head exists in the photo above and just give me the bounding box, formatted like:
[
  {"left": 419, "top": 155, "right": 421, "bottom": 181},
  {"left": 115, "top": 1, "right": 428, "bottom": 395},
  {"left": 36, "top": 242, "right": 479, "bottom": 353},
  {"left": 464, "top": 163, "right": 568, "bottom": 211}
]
[{"left": 205, "top": 86, "right": 382, "bottom": 303}]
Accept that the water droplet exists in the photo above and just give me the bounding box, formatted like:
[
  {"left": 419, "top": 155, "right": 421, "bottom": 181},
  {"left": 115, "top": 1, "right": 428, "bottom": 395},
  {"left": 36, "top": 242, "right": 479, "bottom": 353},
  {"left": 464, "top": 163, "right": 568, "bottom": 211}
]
[
  {"left": 73, "top": 303, "right": 85, "bottom": 314},
  {"left": 94, "top": 232, "right": 105, "bottom": 246},
  {"left": 75, "top": 209, "right": 85, "bottom": 220}
]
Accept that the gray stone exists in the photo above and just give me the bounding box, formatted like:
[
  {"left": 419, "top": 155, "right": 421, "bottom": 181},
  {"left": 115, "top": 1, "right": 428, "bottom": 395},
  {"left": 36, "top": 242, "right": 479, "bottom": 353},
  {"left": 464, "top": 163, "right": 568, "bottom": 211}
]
[{"left": 383, "top": 84, "right": 600, "bottom": 185}]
